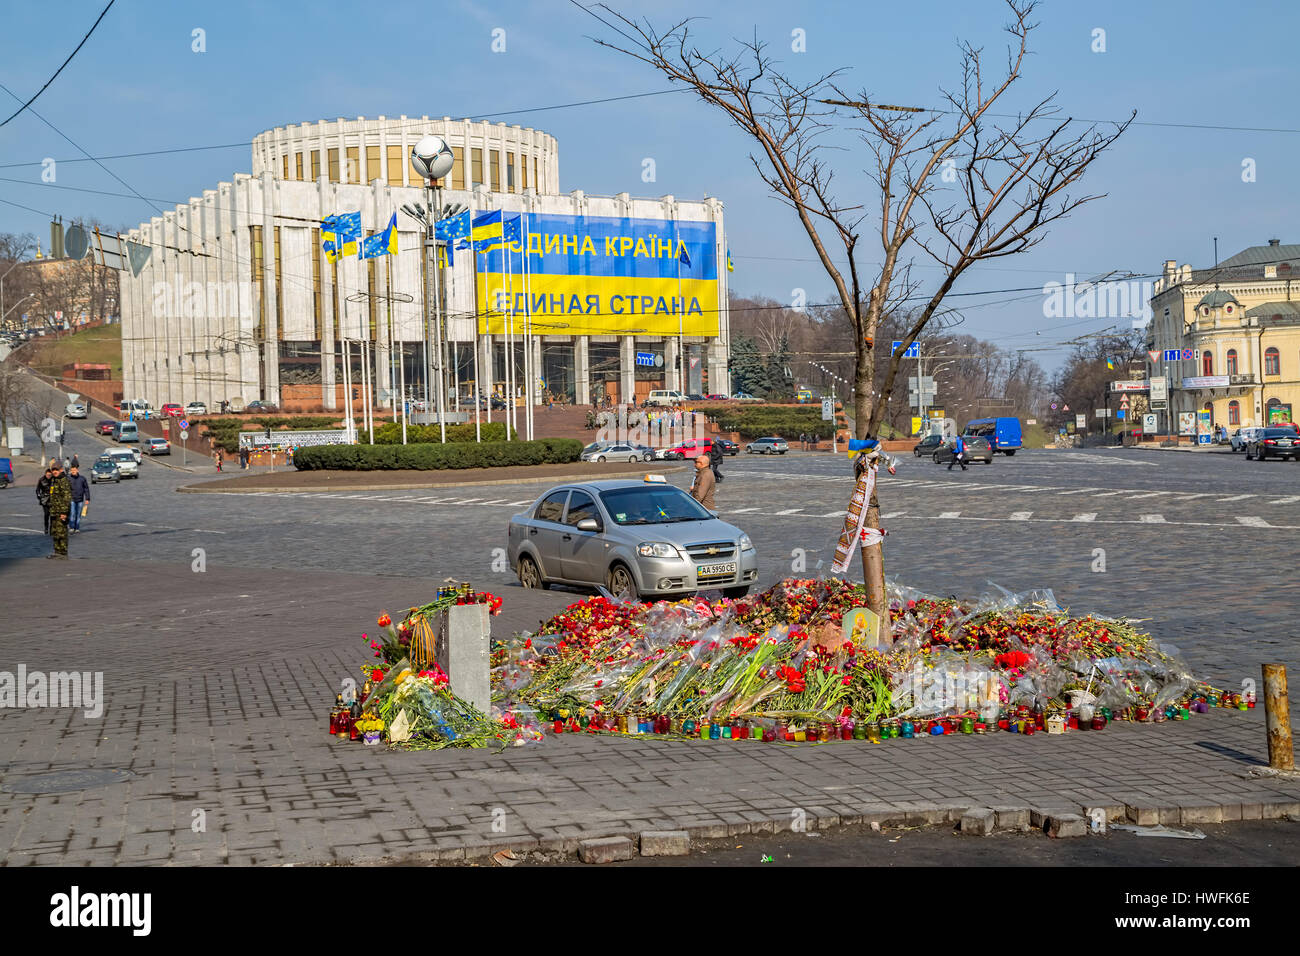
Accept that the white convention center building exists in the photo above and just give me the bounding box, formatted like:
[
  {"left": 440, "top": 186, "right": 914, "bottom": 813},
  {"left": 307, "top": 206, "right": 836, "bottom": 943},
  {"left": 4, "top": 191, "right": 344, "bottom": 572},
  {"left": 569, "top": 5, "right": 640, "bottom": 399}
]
[{"left": 119, "top": 116, "right": 731, "bottom": 412}]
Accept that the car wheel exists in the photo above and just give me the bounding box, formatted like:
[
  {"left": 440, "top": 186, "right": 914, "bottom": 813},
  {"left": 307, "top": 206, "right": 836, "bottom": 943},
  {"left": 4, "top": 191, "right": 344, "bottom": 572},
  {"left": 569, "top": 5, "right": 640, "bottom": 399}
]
[
  {"left": 933, "top": 452, "right": 941, "bottom": 463},
  {"left": 723, "top": 585, "right": 750, "bottom": 599},
  {"left": 606, "top": 563, "right": 638, "bottom": 599},
  {"left": 1257, "top": 451, "right": 1266, "bottom": 462},
  {"left": 746, "top": 447, "right": 753, "bottom": 454},
  {"left": 643, "top": 453, "right": 653, "bottom": 461},
  {"left": 627, "top": 455, "right": 638, "bottom": 463},
  {"left": 517, "top": 555, "right": 549, "bottom": 590},
  {"left": 597, "top": 455, "right": 607, "bottom": 462}
]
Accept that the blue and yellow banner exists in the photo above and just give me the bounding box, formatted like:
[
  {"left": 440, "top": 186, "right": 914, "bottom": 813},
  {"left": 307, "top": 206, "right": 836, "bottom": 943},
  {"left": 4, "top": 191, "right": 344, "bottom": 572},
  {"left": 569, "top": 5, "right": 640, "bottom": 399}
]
[{"left": 475, "top": 214, "right": 718, "bottom": 337}]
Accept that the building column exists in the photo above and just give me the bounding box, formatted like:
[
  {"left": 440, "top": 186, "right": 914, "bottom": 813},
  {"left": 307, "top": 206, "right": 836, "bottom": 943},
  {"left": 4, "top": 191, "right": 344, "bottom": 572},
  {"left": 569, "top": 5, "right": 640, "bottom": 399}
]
[
  {"left": 575, "top": 335, "right": 590, "bottom": 405},
  {"left": 259, "top": 173, "right": 280, "bottom": 404},
  {"left": 481, "top": 333, "right": 495, "bottom": 402},
  {"left": 531, "top": 335, "right": 543, "bottom": 405},
  {"left": 619, "top": 336, "right": 636, "bottom": 404},
  {"left": 665, "top": 337, "right": 680, "bottom": 392}
]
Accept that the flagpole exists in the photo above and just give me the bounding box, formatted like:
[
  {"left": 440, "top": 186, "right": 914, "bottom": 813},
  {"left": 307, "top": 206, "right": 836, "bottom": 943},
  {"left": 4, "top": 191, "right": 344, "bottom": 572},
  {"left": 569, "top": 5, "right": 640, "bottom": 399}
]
[
  {"left": 524, "top": 211, "right": 535, "bottom": 441},
  {"left": 676, "top": 224, "right": 685, "bottom": 396},
  {"left": 399, "top": 330, "right": 407, "bottom": 445},
  {"left": 505, "top": 237, "right": 516, "bottom": 440}
]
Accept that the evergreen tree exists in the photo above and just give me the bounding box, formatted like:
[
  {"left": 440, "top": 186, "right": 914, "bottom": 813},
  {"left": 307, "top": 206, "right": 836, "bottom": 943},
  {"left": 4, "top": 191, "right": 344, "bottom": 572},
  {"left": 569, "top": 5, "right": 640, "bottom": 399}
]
[{"left": 729, "top": 336, "right": 765, "bottom": 395}]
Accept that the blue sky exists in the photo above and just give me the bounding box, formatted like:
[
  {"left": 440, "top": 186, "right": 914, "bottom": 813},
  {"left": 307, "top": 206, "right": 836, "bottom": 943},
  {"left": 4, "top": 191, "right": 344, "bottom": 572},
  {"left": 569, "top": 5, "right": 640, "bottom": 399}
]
[{"left": 2, "top": 0, "right": 1298, "bottom": 368}]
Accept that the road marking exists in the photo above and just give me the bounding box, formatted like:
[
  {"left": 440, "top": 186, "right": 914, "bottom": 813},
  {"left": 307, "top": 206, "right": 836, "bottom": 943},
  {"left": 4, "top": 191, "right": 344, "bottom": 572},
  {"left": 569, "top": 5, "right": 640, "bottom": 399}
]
[
  {"left": 1139, "top": 514, "right": 1167, "bottom": 523},
  {"left": 774, "top": 508, "right": 804, "bottom": 515},
  {"left": 1009, "top": 511, "right": 1033, "bottom": 520},
  {"left": 1271, "top": 495, "right": 1300, "bottom": 505},
  {"left": 1055, "top": 488, "right": 1099, "bottom": 495},
  {"left": 1123, "top": 491, "right": 1168, "bottom": 499},
  {"left": 730, "top": 507, "right": 760, "bottom": 513},
  {"left": 880, "top": 511, "right": 906, "bottom": 519},
  {"left": 124, "top": 521, "right": 146, "bottom": 526},
  {"left": 938, "top": 511, "right": 961, "bottom": 518},
  {"left": 1168, "top": 493, "right": 1213, "bottom": 501},
  {"left": 477, "top": 498, "right": 509, "bottom": 505},
  {"left": 507, "top": 500, "right": 534, "bottom": 506},
  {"left": 1072, "top": 513, "right": 1097, "bottom": 522},
  {"left": 1216, "top": 494, "right": 1255, "bottom": 502},
  {"left": 192, "top": 529, "right": 227, "bottom": 534},
  {"left": 820, "top": 511, "right": 845, "bottom": 517},
  {"left": 0, "top": 526, "right": 41, "bottom": 534},
  {"left": 1236, "top": 516, "right": 1270, "bottom": 527},
  {"left": 1090, "top": 491, "right": 1126, "bottom": 497}
]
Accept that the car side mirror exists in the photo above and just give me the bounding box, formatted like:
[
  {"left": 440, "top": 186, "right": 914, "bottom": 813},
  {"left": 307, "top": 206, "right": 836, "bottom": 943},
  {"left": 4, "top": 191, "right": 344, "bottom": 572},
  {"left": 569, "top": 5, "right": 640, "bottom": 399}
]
[{"left": 576, "top": 517, "right": 600, "bottom": 532}]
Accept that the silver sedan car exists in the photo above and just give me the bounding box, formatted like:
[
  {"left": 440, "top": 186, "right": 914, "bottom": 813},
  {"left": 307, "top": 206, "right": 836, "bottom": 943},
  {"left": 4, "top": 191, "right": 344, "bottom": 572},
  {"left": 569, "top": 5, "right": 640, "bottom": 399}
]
[{"left": 506, "top": 475, "right": 759, "bottom": 599}]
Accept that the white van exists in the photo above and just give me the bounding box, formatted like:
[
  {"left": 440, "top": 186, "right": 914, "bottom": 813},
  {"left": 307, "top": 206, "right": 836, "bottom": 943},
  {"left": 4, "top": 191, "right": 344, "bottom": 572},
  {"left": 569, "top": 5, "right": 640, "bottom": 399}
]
[
  {"left": 646, "top": 390, "right": 686, "bottom": 407},
  {"left": 102, "top": 448, "right": 139, "bottom": 478},
  {"left": 113, "top": 421, "right": 139, "bottom": 443}
]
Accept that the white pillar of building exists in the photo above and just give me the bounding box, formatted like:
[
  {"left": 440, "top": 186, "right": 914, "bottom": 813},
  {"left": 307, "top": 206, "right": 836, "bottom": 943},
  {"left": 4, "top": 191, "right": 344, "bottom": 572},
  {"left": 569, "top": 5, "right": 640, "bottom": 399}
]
[
  {"left": 259, "top": 172, "right": 280, "bottom": 404},
  {"left": 664, "top": 337, "right": 680, "bottom": 392},
  {"left": 574, "top": 335, "right": 590, "bottom": 405},
  {"left": 619, "top": 335, "right": 636, "bottom": 404},
  {"left": 319, "top": 180, "right": 337, "bottom": 410}
]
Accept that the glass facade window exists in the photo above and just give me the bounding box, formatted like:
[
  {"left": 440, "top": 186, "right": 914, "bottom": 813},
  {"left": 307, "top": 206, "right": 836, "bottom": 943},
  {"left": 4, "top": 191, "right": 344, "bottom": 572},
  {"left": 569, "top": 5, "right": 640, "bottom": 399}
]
[
  {"left": 507, "top": 152, "right": 515, "bottom": 191},
  {"left": 1229, "top": 400, "right": 1240, "bottom": 425},
  {"left": 311, "top": 150, "right": 321, "bottom": 180},
  {"left": 1227, "top": 349, "right": 1238, "bottom": 375},
  {"left": 346, "top": 146, "right": 359, "bottom": 184},
  {"left": 295, "top": 152, "right": 304, "bottom": 180},
  {"left": 1266, "top": 347, "right": 1280, "bottom": 376},
  {"left": 471, "top": 147, "right": 483, "bottom": 187},
  {"left": 366, "top": 145, "right": 380, "bottom": 183},
  {"left": 387, "top": 144, "right": 404, "bottom": 185},
  {"left": 1202, "top": 351, "right": 1213, "bottom": 376},
  {"left": 328, "top": 148, "right": 340, "bottom": 183},
  {"left": 451, "top": 146, "right": 465, "bottom": 190},
  {"left": 490, "top": 149, "right": 500, "bottom": 190},
  {"left": 282, "top": 154, "right": 289, "bottom": 180}
]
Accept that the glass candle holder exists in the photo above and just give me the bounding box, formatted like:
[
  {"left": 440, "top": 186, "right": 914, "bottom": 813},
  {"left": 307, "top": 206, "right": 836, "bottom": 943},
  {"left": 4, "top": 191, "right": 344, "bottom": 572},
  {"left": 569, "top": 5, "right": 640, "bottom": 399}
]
[
  {"left": 709, "top": 722, "right": 721, "bottom": 740},
  {"left": 682, "top": 718, "right": 696, "bottom": 735},
  {"left": 961, "top": 716, "right": 974, "bottom": 734},
  {"left": 900, "top": 721, "right": 914, "bottom": 739}
]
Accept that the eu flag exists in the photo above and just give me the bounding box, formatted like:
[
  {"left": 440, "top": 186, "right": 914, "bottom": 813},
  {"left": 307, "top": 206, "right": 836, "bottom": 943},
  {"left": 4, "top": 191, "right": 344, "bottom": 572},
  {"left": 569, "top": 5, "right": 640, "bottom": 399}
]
[{"left": 678, "top": 242, "right": 691, "bottom": 268}]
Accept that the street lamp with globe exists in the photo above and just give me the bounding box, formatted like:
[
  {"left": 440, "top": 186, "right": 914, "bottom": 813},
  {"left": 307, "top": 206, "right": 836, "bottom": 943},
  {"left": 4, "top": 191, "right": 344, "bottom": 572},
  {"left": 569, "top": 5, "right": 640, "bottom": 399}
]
[{"left": 409, "top": 136, "right": 456, "bottom": 443}]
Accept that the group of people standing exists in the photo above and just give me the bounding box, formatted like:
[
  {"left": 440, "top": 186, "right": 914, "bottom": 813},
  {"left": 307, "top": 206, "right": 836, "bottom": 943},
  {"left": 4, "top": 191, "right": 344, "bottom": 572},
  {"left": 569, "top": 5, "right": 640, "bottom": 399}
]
[{"left": 35, "top": 459, "right": 89, "bottom": 558}]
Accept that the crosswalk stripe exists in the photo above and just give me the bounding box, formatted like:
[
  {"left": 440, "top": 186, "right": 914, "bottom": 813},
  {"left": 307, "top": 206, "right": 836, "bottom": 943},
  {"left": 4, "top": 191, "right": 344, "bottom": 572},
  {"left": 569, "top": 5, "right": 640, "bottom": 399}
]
[
  {"left": 1170, "top": 493, "right": 1213, "bottom": 500},
  {"left": 730, "top": 507, "right": 760, "bottom": 513},
  {"left": 1271, "top": 495, "right": 1300, "bottom": 505},
  {"left": 1236, "top": 516, "right": 1270, "bottom": 527},
  {"left": 1216, "top": 494, "right": 1255, "bottom": 502},
  {"left": 880, "top": 511, "right": 906, "bottom": 519},
  {"left": 938, "top": 511, "right": 961, "bottom": 518},
  {"left": 1090, "top": 491, "right": 1126, "bottom": 497},
  {"left": 1072, "top": 513, "right": 1097, "bottom": 522},
  {"left": 1009, "top": 511, "right": 1033, "bottom": 520},
  {"left": 820, "top": 511, "right": 845, "bottom": 517},
  {"left": 1123, "top": 491, "right": 1168, "bottom": 499},
  {"left": 1139, "top": 514, "right": 1167, "bottom": 523},
  {"left": 774, "top": 508, "right": 804, "bottom": 515},
  {"left": 1056, "top": 488, "right": 1099, "bottom": 495}
]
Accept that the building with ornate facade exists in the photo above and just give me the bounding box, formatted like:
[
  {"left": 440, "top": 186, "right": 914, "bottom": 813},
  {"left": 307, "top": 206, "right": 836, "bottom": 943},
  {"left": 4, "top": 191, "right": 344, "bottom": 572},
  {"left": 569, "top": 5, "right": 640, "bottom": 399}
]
[
  {"left": 119, "top": 115, "right": 730, "bottom": 411},
  {"left": 1148, "top": 239, "right": 1300, "bottom": 429}
]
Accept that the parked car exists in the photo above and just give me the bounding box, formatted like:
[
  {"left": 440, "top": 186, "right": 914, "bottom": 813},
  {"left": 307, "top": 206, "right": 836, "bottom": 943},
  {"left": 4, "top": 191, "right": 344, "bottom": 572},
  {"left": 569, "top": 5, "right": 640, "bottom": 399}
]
[
  {"left": 1230, "top": 427, "right": 1262, "bottom": 452},
  {"left": 244, "top": 400, "right": 279, "bottom": 414},
  {"left": 101, "top": 449, "right": 139, "bottom": 478},
  {"left": 745, "top": 436, "right": 789, "bottom": 454},
  {"left": 645, "top": 389, "right": 686, "bottom": 407},
  {"left": 159, "top": 403, "right": 183, "bottom": 418},
  {"left": 1245, "top": 427, "right": 1300, "bottom": 461},
  {"left": 732, "top": 392, "right": 763, "bottom": 402},
  {"left": 506, "top": 475, "right": 759, "bottom": 600},
  {"left": 934, "top": 435, "right": 993, "bottom": 465},
  {"left": 184, "top": 402, "right": 208, "bottom": 416},
  {"left": 712, "top": 438, "right": 739, "bottom": 456},
  {"left": 913, "top": 434, "right": 944, "bottom": 457},
  {"left": 97, "top": 419, "right": 117, "bottom": 435},
  {"left": 0, "top": 457, "right": 12, "bottom": 489},
  {"left": 65, "top": 402, "right": 88, "bottom": 419},
  {"left": 581, "top": 443, "right": 654, "bottom": 463},
  {"left": 90, "top": 458, "right": 121, "bottom": 483},
  {"left": 144, "top": 437, "right": 171, "bottom": 456},
  {"left": 686, "top": 393, "right": 705, "bottom": 401},
  {"left": 704, "top": 393, "right": 728, "bottom": 401},
  {"left": 656, "top": 438, "right": 713, "bottom": 460}
]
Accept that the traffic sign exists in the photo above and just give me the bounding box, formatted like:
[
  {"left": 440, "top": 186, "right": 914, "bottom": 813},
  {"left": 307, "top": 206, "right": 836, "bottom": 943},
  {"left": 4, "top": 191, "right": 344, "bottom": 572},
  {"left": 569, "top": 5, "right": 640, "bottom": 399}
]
[
  {"left": 180, "top": 429, "right": 189, "bottom": 440},
  {"left": 1116, "top": 409, "right": 1126, "bottom": 420},
  {"left": 179, "top": 419, "right": 189, "bottom": 430},
  {"left": 891, "top": 341, "right": 920, "bottom": 358},
  {"left": 1076, "top": 414, "right": 1087, "bottom": 429}
]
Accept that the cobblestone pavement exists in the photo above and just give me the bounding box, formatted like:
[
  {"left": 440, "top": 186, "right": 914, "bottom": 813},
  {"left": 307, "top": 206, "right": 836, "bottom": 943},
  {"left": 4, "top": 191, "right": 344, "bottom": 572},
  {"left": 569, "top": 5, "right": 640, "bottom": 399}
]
[{"left": 0, "top": 446, "right": 1296, "bottom": 864}]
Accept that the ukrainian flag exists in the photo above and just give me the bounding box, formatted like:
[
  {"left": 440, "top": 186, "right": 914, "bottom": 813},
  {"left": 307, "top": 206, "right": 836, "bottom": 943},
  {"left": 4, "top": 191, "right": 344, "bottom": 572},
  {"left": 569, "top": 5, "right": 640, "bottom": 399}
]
[
  {"left": 321, "top": 211, "right": 361, "bottom": 260},
  {"left": 1106, "top": 359, "right": 1115, "bottom": 370},
  {"left": 727, "top": 248, "right": 734, "bottom": 273},
  {"left": 472, "top": 210, "right": 521, "bottom": 254},
  {"left": 360, "top": 213, "right": 398, "bottom": 259}
]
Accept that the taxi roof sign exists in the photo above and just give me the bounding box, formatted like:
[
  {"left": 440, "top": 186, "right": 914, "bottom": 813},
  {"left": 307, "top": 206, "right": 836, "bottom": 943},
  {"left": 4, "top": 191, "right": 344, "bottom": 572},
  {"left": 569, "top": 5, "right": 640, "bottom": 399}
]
[{"left": 643, "top": 474, "right": 668, "bottom": 483}]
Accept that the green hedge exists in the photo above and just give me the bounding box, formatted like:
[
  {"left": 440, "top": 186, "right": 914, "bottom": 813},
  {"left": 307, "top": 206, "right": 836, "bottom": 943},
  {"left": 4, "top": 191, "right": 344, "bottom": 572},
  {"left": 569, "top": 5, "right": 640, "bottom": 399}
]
[
  {"left": 713, "top": 406, "right": 831, "bottom": 439},
  {"left": 293, "top": 438, "right": 584, "bottom": 471},
  {"left": 202, "top": 415, "right": 342, "bottom": 453},
  {"left": 371, "top": 421, "right": 512, "bottom": 444}
]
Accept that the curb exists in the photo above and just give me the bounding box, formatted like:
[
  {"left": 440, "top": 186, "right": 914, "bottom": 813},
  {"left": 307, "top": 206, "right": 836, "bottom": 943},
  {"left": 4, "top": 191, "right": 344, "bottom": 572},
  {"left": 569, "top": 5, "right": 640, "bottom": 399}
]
[
  {"left": 176, "top": 465, "right": 687, "bottom": 494},
  {"left": 323, "top": 795, "right": 1300, "bottom": 865}
]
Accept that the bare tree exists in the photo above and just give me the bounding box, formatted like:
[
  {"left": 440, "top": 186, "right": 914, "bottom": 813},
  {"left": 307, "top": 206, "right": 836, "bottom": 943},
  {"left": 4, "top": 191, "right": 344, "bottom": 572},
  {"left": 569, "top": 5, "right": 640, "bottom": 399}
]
[
  {"left": 583, "top": 0, "right": 1131, "bottom": 629},
  {"left": 19, "top": 380, "right": 59, "bottom": 466},
  {"left": 0, "top": 358, "right": 27, "bottom": 438}
]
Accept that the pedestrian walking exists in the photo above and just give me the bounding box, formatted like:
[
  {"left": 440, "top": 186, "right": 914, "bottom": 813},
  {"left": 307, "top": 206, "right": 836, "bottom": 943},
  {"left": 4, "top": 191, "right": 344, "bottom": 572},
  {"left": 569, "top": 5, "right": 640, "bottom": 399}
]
[
  {"left": 214, "top": 451, "right": 223, "bottom": 472},
  {"left": 948, "top": 435, "right": 968, "bottom": 471},
  {"left": 690, "top": 453, "right": 716, "bottom": 510},
  {"left": 711, "top": 437, "right": 727, "bottom": 485},
  {"left": 70, "top": 453, "right": 80, "bottom": 470},
  {"left": 66, "top": 463, "right": 90, "bottom": 534},
  {"left": 46, "top": 460, "right": 71, "bottom": 559},
  {"left": 36, "top": 467, "right": 53, "bottom": 534},
  {"left": 240, "top": 447, "right": 249, "bottom": 469}
]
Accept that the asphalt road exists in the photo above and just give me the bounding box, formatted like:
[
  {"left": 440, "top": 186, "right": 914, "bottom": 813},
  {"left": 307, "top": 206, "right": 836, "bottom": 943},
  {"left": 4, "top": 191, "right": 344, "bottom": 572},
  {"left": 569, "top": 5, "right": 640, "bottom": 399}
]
[{"left": 4, "top": 426, "right": 1295, "bottom": 687}]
